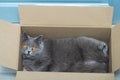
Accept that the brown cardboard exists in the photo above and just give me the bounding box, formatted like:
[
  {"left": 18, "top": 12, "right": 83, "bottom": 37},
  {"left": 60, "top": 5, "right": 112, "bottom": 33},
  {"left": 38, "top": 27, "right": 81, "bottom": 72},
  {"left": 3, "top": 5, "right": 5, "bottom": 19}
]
[
  {"left": 0, "top": 5, "right": 119, "bottom": 80},
  {"left": 0, "top": 20, "right": 20, "bottom": 70},
  {"left": 111, "top": 23, "right": 120, "bottom": 72},
  {"left": 19, "top": 6, "right": 113, "bottom": 27},
  {"left": 22, "top": 27, "right": 111, "bottom": 42},
  {"left": 16, "top": 71, "right": 114, "bottom": 80}
]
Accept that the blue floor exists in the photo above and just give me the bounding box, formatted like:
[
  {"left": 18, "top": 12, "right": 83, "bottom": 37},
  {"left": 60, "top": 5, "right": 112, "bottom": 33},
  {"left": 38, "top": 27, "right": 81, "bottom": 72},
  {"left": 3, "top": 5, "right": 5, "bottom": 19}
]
[
  {"left": 116, "top": 70, "right": 120, "bottom": 80},
  {"left": 0, "top": 67, "right": 16, "bottom": 80}
]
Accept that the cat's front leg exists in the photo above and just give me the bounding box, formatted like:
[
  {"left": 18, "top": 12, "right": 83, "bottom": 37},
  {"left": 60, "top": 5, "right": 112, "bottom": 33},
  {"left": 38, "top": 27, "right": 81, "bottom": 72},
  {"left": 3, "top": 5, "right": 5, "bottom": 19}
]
[
  {"left": 31, "top": 59, "right": 51, "bottom": 71},
  {"left": 35, "top": 65, "right": 48, "bottom": 71},
  {"left": 50, "top": 66, "right": 62, "bottom": 72},
  {"left": 24, "top": 66, "right": 32, "bottom": 71},
  {"left": 23, "top": 59, "right": 33, "bottom": 71},
  {"left": 50, "top": 64, "right": 68, "bottom": 72}
]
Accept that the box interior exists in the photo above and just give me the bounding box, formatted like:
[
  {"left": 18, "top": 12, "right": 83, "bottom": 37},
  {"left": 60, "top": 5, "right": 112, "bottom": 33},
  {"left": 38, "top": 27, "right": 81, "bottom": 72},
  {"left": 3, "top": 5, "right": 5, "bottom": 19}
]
[{"left": 18, "top": 26, "right": 112, "bottom": 73}]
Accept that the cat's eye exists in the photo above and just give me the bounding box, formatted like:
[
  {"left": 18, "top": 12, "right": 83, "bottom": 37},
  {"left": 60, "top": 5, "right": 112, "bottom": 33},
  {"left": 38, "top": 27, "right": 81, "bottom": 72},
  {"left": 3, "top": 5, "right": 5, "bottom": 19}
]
[
  {"left": 32, "top": 46, "right": 37, "bottom": 51},
  {"left": 23, "top": 44, "right": 28, "bottom": 49}
]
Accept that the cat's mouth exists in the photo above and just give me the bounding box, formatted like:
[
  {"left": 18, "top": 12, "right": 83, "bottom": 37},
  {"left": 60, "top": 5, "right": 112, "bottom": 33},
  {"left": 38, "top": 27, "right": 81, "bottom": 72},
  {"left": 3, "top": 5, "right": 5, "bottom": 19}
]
[
  {"left": 26, "top": 54, "right": 31, "bottom": 57},
  {"left": 23, "top": 54, "right": 34, "bottom": 58}
]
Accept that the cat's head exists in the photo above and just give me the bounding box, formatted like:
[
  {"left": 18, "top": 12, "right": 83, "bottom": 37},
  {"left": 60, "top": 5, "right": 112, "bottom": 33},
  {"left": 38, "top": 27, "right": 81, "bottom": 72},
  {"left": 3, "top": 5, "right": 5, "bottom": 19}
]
[{"left": 21, "top": 32, "right": 44, "bottom": 59}]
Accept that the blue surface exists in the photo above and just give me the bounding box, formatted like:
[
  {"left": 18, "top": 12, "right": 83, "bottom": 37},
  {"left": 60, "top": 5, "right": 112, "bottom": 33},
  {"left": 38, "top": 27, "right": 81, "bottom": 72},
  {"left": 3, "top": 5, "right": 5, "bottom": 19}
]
[
  {"left": 115, "top": 70, "right": 120, "bottom": 80},
  {"left": 0, "top": 0, "right": 108, "bottom": 3},
  {"left": 0, "top": 67, "right": 16, "bottom": 80},
  {"left": 0, "top": 6, "right": 19, "bottom": 23},
  {"left": 109, "top": 0, "right": 120, "bottom": 24}
]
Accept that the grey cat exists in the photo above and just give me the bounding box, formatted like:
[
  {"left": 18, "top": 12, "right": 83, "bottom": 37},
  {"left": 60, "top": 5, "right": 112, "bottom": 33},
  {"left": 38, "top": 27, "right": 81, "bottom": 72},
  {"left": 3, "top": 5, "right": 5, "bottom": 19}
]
[{"left": 21, "top": 32, "right": 109, "bottom": 73}]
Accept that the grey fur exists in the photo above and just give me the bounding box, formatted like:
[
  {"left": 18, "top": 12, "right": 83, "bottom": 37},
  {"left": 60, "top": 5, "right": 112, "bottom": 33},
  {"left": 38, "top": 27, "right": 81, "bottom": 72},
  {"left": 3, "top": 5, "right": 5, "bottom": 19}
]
[
  {"left": 69, "top": 37, "right": 108, "bottom": 72},
  {"left": 21, "top": 32, "right": 109, "bottom": 73}
]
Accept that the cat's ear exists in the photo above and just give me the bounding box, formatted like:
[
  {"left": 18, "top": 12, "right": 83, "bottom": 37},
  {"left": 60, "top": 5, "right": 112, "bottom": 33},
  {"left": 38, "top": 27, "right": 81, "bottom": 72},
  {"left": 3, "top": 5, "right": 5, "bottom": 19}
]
[
  {"left": 22, "top": 32, "right": 30, "bottom": 41},
  {"left": 35, "top": 35, "right": 44, "bottom": 43}
]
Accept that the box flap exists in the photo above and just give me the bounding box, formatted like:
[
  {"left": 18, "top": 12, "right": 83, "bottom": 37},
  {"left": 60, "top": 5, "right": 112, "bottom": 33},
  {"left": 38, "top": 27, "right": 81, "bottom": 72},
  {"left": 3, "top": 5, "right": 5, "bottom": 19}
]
[
  {"left": 111, "top": 23, "right": 120, "bottom": 72},
  {"left": 0, "top": 20, "right": 20, "bottom": 70},
  {"left": 19, "top": 5, "right": 113, "bottom": 28},
  {"left": 16, "top": 71, "right": 114, "bottom": 80}
]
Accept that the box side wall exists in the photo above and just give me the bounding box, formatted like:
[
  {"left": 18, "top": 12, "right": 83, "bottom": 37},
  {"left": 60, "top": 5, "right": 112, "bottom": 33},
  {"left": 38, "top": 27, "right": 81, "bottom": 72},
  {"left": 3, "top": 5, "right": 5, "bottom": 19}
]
[
  {"left": 19, "top": 6, "right": 113, "bottom": 27},
  {"left": 111, "top": 24, "right": 120, "bottom": 72},
  {"left": 16, "top": 71, "right": 115, "bottom": 80},
  {"left": 0, "top": 20, "right": 20, "bottom": 70}
]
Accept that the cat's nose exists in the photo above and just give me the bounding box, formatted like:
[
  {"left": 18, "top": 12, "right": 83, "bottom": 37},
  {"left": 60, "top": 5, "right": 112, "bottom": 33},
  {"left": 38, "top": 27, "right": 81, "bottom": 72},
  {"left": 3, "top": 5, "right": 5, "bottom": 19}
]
[{"left": 27, "top": 51, "right": 31, "bottom": 55}]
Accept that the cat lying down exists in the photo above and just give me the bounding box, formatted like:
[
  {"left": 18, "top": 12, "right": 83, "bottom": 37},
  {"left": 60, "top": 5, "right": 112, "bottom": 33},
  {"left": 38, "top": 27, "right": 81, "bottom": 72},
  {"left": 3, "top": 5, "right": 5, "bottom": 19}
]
[{"left": 21, "top": 32, "right": 109, "bottom": 73}]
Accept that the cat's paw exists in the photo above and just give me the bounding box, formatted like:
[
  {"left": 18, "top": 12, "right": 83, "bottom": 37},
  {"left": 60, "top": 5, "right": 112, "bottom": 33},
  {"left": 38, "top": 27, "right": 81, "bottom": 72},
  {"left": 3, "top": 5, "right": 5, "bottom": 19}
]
[
  {"left": 24, "top": 67, "right": 32, "bottom": 71},
  {"left": 97, "top": 42, "right": 108, "bottom": 57}
]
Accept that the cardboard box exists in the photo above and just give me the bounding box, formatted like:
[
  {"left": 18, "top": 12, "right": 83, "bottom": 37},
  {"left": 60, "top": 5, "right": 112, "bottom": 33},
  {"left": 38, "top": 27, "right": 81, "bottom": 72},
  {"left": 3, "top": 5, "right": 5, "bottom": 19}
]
[{"left": 0, "top": 5, "right": 120, "bottom": 80}]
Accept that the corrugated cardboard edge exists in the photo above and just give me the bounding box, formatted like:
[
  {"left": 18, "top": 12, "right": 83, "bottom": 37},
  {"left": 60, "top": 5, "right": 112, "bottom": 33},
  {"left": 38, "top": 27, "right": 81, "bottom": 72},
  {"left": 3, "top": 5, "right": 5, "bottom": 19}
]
[
  {"left": 111, "top": 23, "right": 120, "bottom": 72},
  {"left": 0, "top": 20, "right": 20, "bottom": 70},
  {"left": 19, "top": 5, "right": 113, "bottom": 28},
  {"left": 16, "top": 71, "right": 115, "bottom": 80}
]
